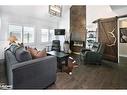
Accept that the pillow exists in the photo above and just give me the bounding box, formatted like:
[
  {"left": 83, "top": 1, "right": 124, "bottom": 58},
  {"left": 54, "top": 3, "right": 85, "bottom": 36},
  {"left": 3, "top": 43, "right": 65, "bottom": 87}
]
[
  {"left": 14, "top": 47, "right": 32, "bottom": 62},
  {"left": 27, "top": 47, "right": 38, "bottom": 58},
  {"left": 27, "top": 47, "right": 47, "bottom": 59},
  {"left": 34, "top": 48, "right": 47, "bottom": 58}
]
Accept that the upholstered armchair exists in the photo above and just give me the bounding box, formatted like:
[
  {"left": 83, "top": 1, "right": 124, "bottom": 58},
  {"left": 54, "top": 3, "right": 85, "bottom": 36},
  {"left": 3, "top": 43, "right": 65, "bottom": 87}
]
[
  {"left": 80, "top": 42, "right": 105, "bottom": 64},
  {"left": 51, "top": 40, "right": 61, "bottom": 52}
]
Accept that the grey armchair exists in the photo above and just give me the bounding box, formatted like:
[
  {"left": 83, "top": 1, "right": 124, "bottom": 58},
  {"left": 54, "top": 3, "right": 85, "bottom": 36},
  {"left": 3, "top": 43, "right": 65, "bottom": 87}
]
[
  {"left": 5, "top": 46, "right": 57, "bottom": 89},
  {"left": 80, "top": 42, "right": 105, "bottom": 64}
]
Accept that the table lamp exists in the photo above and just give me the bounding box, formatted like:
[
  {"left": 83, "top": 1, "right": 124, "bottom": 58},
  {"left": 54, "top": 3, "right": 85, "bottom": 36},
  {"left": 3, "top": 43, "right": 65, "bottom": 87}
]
[{"left": 8, "top": 35, "right": 17, "bottom": 45}]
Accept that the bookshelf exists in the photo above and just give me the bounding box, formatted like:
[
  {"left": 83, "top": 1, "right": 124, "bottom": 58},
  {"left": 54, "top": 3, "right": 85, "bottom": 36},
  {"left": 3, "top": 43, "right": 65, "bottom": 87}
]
[{"left": 86, "top": 30, "right": 97, "bottom": 49}]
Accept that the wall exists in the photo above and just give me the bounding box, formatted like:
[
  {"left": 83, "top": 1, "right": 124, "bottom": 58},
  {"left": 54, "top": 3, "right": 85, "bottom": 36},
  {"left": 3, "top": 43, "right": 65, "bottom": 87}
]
[
  {"left": 118, "top": 18, "right": 127, "bottom": 57},
  {"left": 111, "top": 7, "right": 127, "bottom": 58},
  {"left": 86, "top": 5, "right": 116, "bottom": 30},
  {"left": 0, "top": 6, "right": 59, "bottom": 59},
  {"left": 58, "top": 6, "right": 70, "bottom": 50},
  {"left": 86, "top": 5, "right": 127, "bottom": 60},
  {"left": 86, "top": 5, "right": 117, "bottom": 50},
  {"left": 1, "top": 5, "right": 127, "bottom": 59}
]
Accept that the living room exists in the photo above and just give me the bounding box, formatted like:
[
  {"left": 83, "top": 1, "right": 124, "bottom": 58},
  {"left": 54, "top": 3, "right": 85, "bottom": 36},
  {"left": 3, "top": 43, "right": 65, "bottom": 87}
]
[{"left": 0, "top": 5, "right": 127, "bottom": 90}]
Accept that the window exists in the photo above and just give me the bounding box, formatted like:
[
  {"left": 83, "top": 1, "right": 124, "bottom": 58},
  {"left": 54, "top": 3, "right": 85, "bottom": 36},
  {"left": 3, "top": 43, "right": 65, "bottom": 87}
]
[
  {"left": 8, "top": 25, "right": 34, "bottom": 43},
  {"left": 41, "top": 29, "right": 56, "bottom": 42},
  {"left": 49, "top": 29, "right": 55, "bottom": 41},
  {"left": 41, "top": 29, "right": 49, "bottom": 42},
  {"left": 8, "top": 25, "right": 22, "bottom": 42},
  {"left": 23, "top": 27, "right": 34, "bottom": 43}
]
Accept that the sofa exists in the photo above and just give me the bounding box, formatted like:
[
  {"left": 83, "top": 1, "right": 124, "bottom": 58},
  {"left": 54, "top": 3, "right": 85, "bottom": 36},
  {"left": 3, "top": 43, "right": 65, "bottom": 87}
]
[{"left": 5, "top": 45, "right": 57, "bottom": 89}]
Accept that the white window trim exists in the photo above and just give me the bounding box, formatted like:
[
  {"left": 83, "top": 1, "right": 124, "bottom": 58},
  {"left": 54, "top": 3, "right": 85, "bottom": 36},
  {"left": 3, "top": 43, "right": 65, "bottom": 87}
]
[
  {"left": 8, "top": 24, "right": 35, "bottom": 44},
  {"left": 40, "top": 28, "right": 55, "bottom": 43}
]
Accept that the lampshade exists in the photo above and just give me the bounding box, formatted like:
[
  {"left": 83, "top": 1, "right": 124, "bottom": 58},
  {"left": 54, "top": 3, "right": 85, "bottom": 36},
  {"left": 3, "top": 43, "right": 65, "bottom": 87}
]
[{"left": 8, "top": 35, "right": 18, "bottom": 43}]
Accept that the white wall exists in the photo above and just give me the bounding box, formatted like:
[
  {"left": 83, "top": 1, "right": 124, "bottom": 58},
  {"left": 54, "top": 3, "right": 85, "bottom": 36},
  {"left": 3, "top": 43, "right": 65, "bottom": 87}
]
[
  {"left": 118, "top": 18, "right": 127, "bottom": 58},
  {"left": 86, "top": 5, "right": 127, "bottom": 61},
  {"left": 110, "top": 7, "right": 127, "bottom": 58},
  {"left": 112, "top": 7, "right": 127, "bottom": 58},
  {"left": 86, "top": 5, "right": 117, "bottom": 30},
  {"left": 0, "top": 6, "right": 59, "bottom": 59},
  {"left": 58, "top": 6, "right": 70, "bottom": 50},
  {"left": 1, "top": 5, "right": 127, "bottom": 59}
]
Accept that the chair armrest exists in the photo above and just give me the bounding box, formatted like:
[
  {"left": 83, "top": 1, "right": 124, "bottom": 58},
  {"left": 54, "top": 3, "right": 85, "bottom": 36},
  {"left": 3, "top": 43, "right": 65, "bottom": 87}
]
[
  {"left": 85, "top": 51, "right": 102, "bottom": 61},
  {"left": 81, "top": 48, "right": 91, "bottom": 52},
  {"left": 11, "top": 56, "right": 57, "bottom": 88}
]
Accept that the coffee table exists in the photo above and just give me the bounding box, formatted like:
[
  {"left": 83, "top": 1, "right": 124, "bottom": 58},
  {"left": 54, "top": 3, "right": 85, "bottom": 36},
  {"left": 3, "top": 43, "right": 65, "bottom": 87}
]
[{"left": 47, "top": 51, "right": 69, "bottom": 71}]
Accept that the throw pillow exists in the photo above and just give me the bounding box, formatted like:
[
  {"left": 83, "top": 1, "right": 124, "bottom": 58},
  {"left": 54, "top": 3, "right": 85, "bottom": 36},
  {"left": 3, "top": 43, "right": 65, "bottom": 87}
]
[
  {"left": 27, "top": 47, "right": 47, "bottom": 59},
  {"left": 27, "top": 47, "right": 38, "bottom": 58},
  {"left": 9, "top": 45, "right": 32, "bottom": 62},
  {"left": 15, "top": 47, "right": 32, "bottom": 62},
  {"left": 34, "top": 48, "right": 47, "bottom": 58}
]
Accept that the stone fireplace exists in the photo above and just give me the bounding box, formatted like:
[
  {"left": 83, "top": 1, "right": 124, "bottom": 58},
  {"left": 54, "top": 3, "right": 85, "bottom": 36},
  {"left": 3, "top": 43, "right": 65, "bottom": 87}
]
[{"left": 70, "top": 5, "right": 86, "bottom": 53}]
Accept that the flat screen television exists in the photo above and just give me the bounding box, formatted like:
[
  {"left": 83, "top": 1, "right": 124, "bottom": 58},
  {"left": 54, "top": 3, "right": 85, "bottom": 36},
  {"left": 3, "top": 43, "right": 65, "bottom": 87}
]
[{"left": 54, "top": 29, "right": 65, "bottom": 35}]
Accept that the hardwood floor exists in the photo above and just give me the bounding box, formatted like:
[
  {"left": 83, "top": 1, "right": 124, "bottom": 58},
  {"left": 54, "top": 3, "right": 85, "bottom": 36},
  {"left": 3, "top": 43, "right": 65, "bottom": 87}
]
[
  {"left": 48, "top": 55, "right": 127, "bottom": 89},
  {"left": 49, "top": 65, "right": 127, "bottom": 89}
]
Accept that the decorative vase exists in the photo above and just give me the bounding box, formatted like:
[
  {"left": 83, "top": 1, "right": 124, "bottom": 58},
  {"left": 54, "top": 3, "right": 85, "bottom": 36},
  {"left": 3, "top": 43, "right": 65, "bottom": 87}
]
[{"left": 63, "top": 41, "right": 71, "bottom": 53}]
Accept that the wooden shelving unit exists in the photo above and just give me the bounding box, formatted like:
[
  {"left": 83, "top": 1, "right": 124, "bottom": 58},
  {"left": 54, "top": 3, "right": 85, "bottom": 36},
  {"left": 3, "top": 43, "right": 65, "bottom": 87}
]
[{"left": 86, "top": 31, "right": 97, "bottom": 49}]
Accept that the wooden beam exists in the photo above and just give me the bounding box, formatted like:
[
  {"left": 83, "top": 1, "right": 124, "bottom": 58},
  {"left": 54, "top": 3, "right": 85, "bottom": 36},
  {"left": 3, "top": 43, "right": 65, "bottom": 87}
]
[
  {"left": 93, "top": 15, "right": 127, "bottom": 23},
  {"left": 117, "top": 14, "right": 127, "bottom": 18},
  {"left": 93, "top": 17, "right": 117, "bottom": 23}
]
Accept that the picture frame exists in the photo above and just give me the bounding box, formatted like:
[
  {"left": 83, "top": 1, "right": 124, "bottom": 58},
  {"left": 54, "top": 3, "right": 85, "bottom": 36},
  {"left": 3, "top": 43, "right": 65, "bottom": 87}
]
[
  {"left": 120, "top": 28, "right": 127, "bottom": 43},
  {"left": 49, "top": 5, "right": 62, "bottom": 17}
]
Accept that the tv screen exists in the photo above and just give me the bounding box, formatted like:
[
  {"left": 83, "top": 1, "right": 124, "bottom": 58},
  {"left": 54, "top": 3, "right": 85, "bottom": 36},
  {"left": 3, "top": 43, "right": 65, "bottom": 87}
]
[{"left": 55, "top": 29, "right": 65, "bottom": 35}]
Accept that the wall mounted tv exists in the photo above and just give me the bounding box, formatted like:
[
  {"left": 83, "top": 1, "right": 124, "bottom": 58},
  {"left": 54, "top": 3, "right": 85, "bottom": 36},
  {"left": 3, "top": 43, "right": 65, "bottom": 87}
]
[{"left": 54, "top": 29, "right": 65, "bottom": 35}]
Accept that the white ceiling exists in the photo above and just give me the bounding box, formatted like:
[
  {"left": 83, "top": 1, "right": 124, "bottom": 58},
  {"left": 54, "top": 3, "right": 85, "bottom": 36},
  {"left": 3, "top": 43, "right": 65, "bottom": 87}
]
[
  {"left": 110, "top": 5, "right": 127, "bottom": 10},
  {"left": 1, "top": 5, "right": 127, "bottom": 20},
  {"left": 110, "top": 5, "right": 127, "bottom": 16}
]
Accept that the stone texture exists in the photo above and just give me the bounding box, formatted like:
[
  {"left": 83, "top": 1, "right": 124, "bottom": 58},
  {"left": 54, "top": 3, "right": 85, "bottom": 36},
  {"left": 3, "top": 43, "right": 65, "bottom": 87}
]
[{"left": 70, "top": 5, "right": 86, "bottom": 41}]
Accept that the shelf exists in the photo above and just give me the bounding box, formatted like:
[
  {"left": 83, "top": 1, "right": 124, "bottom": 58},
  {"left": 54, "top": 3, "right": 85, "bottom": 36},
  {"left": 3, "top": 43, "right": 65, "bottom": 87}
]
[
  {"left": 87, "top": 31, "right": 96, "bottom": 33},
  {"left": 88, "top": 37, "right": 96, "bottom": 38}
]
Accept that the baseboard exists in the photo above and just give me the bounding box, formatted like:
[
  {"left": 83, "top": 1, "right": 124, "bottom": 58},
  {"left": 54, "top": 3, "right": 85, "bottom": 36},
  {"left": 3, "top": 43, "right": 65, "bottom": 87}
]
[
  {"left": 119, "top": 56, "right": 127, "bottom": 64},
  {"left": 119, "top": 55, "right": 127, "bottom": 57}
]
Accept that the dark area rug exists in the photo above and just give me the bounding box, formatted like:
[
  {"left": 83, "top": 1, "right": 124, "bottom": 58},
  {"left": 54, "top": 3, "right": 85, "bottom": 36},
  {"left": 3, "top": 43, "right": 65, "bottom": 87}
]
[{"left": 62, "top": 57, "right": 79, "bottom": 75}]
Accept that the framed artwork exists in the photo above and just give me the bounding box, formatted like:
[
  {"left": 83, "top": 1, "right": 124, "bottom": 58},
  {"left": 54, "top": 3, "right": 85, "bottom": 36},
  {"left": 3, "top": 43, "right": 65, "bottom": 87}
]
[
  {"left": 120, "top": 28, "right": 127, "bottom": 43},
  {"left": 49, "top": 5, "right": 62, "bottom": 17}
]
